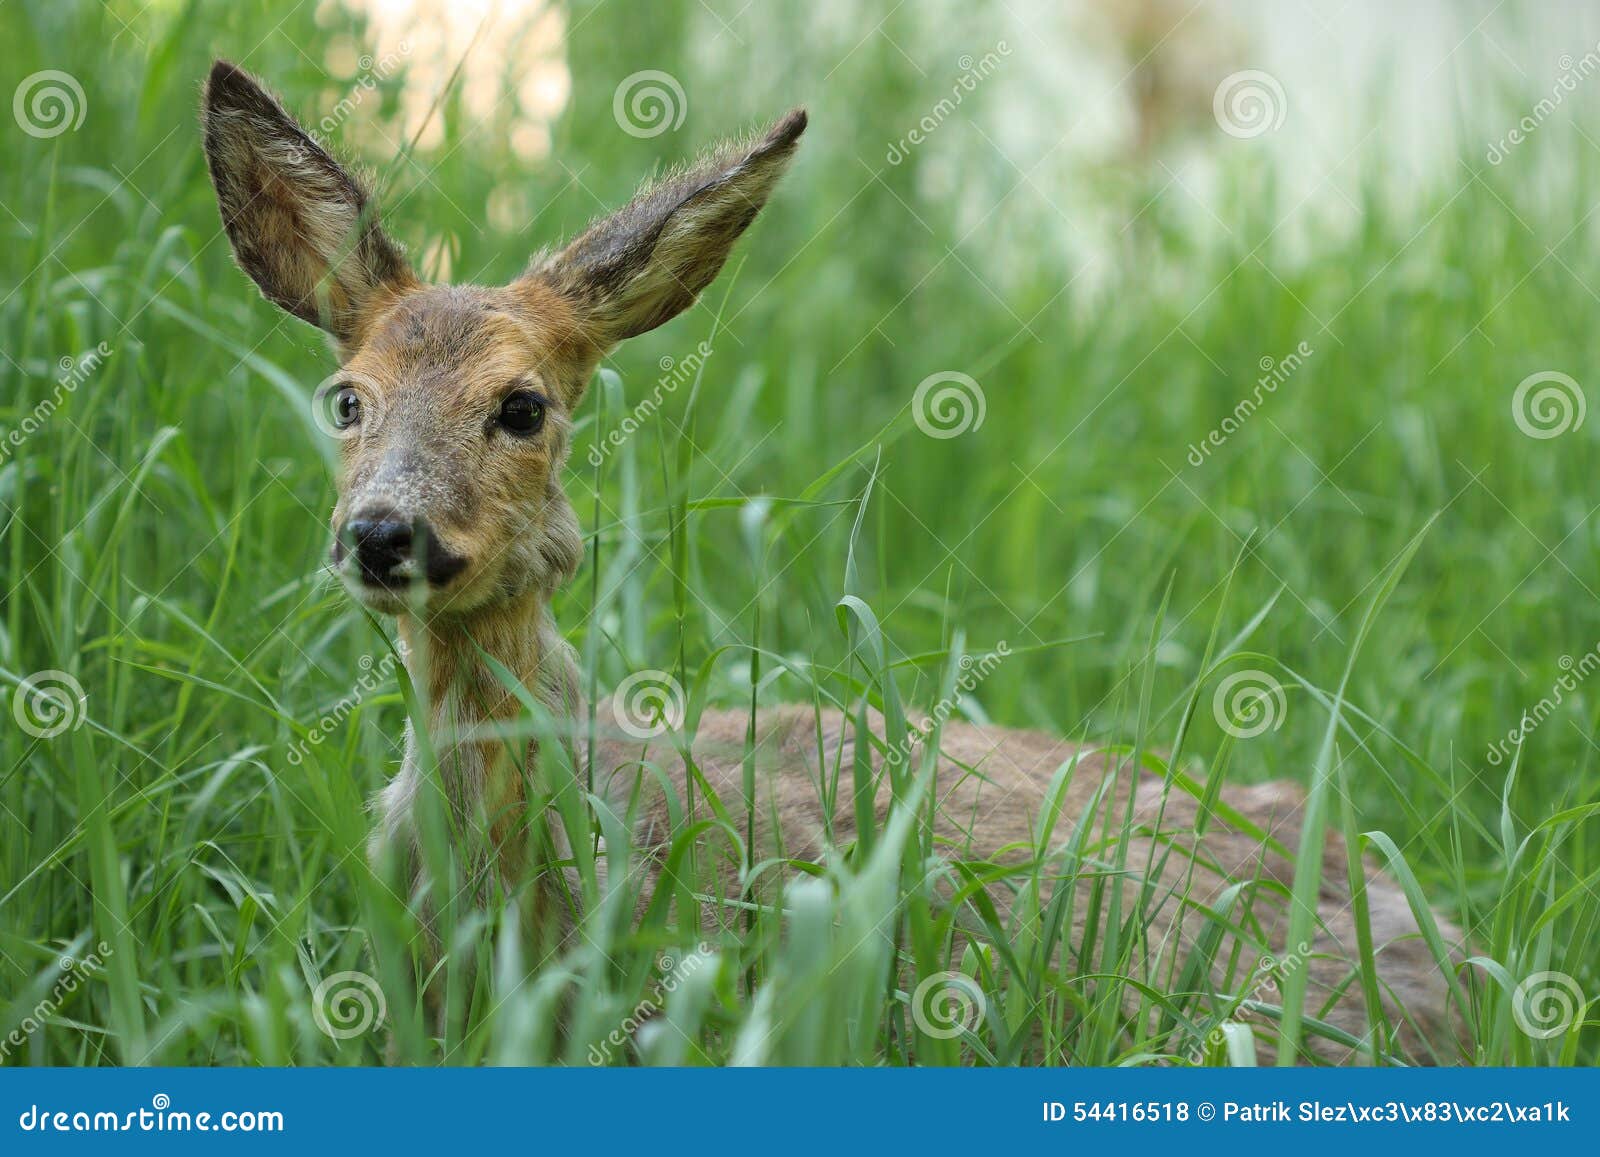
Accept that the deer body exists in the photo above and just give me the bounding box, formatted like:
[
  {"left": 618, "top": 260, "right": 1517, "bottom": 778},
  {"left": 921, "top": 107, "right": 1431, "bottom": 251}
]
[{"left": 201, "top": 61, "right": 1461, "bottom": 1064}]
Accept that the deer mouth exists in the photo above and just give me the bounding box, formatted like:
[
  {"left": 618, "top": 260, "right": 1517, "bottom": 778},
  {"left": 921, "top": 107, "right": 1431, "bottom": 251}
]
[{"left": 330, "top": 528, "right": 469, "bottom": 598}]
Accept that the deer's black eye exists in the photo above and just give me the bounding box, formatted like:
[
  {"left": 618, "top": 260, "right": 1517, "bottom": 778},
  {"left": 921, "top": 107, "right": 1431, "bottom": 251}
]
[
  {"left": 498, "top": 390, "right": 546, "bottom": 436},
  {"left": 332, "top": 386, "right": 361, "bottom": 429}
]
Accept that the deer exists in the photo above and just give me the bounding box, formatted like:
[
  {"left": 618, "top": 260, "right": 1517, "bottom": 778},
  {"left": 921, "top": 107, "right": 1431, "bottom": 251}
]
[{"left": 200, "top": 60, "right": 1465, "bottom": 1065}]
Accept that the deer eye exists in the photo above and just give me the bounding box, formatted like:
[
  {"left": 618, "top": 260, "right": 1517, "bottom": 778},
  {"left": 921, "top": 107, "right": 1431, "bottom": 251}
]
[
  {"left": 314, "top": 379, "right": 363, "bottom": 432},
  {"left": 332, "top": 387, "right": 361, "bottom": 429},
  {"left": 497, "top": 390, "right": 546, "bottom": 436}
]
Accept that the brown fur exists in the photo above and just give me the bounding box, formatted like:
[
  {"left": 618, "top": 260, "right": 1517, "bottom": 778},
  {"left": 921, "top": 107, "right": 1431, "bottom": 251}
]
[{"left": 201, "top": 62, "right": 1463, "bottom": 1065}]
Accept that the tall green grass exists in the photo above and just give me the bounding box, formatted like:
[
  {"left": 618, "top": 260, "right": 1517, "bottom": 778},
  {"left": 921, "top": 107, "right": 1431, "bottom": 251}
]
[{"left": 1, "top": 0, "right": 1597, "bottom": 1065}]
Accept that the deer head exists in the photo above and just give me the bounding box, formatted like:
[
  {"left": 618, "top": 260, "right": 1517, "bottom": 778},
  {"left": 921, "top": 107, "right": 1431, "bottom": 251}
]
[{"left": 201, "top": 60, "right": 805, "bottom": 622}]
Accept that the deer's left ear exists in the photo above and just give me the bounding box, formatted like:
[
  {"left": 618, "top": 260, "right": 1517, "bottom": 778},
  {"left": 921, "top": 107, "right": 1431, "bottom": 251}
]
[{"left": 525, "top": 109, "right": 806, "bottom": 349}]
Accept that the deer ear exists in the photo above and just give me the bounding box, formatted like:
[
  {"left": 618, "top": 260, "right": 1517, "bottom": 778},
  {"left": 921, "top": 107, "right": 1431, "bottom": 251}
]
[
  {"left": 201, "top": 60, "right": 415, "bottom": 348},
  {"left": 527, "top": 109, "right": 806, "bottom": 348}
]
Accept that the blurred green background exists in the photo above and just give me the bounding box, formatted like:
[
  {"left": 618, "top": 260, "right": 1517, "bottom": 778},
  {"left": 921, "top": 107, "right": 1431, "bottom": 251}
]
[{"left": 2, "top": 0, "right": 1598, "bottom": 1063}]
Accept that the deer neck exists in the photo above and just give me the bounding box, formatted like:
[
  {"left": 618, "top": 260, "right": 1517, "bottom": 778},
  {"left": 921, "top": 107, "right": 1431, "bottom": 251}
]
[{"left": 394, "top": 590, "right": 582, "bottom": 833}]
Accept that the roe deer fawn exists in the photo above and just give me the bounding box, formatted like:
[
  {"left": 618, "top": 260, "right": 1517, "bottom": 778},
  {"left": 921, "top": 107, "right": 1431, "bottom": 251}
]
[{"left": 201, "top": 60, "right": 1464, "bottom": 1064}]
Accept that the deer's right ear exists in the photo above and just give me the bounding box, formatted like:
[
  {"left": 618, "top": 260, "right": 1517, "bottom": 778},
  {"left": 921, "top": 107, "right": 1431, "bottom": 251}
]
[{"left": 201, "top": 60, "right": 414, "bottom": 349}]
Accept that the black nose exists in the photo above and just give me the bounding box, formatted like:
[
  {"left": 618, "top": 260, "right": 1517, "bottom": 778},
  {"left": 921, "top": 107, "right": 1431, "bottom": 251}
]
[
  {"left": 345, "top": 513, "right": 416, "bottom": 581},
  {"left": 339, "top": 509, "right": 468, "bottom": 587}
]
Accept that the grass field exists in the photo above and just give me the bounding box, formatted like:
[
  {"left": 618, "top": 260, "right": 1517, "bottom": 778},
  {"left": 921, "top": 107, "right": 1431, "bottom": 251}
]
[{"left": 2, "top": 0, "right": 1598, "bottom": 1066}]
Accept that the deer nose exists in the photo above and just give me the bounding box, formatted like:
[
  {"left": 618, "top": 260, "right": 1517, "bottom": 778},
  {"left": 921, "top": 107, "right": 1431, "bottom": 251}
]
[
  {"left": 345, "top": 513, "right": 416, "bottom": 579},
  {"left": 339, "top": 508, "right": 469, "bottom": 588}
]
